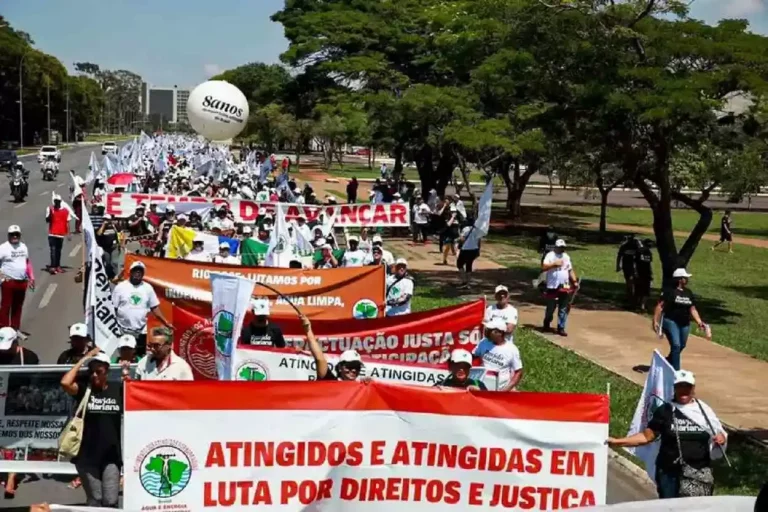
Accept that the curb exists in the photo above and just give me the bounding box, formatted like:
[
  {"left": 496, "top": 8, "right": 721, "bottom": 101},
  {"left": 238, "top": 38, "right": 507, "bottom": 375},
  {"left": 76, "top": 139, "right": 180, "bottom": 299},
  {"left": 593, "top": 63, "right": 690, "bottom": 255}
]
[{"left": 608, "top": 450, "right": 655, "bottom": 488}]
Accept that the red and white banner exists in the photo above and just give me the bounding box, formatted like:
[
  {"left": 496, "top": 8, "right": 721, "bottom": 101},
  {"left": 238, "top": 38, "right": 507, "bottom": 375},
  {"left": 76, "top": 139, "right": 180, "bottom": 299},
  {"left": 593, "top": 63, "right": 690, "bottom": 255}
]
[
  {"left": 172, "top": 300, "right": 485, "bottom": 380},
  {"left": 124, "top": 381, "right": 609, "bottom": 511},
  {"left": 105, "top": 192, "right": 410, "bottom": 227}
]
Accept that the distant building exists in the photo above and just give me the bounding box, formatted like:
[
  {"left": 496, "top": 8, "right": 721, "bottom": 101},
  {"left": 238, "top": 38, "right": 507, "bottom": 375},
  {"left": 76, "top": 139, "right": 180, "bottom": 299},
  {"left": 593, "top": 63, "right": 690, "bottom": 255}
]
[
  {"left": 176, "top": 89, "right": 190, "bottom": 125},
  {"left": 140, "top": 84, "right": 190, "bottom": 125}
]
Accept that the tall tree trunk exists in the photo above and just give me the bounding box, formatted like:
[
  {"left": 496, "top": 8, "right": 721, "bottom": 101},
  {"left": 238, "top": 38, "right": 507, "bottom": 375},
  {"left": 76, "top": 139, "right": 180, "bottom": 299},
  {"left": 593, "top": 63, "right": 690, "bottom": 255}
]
[
  {"left": 504, "top": 161, "right": 538, "bottom": 219},
  {"left": 435, "top": 146, "right": 456, "bottom": 197},
  {"left": 599, "top": 189, "right": 610, "bottom": 237},
  {"left": 416, "top": 145, "right": 434, "bottom": 192},
  {"left": 367, "top": 147, "right": 372, "bottom": 169},
  {"left": 393, "top": 141, "right": 404, "bottom": 180}
]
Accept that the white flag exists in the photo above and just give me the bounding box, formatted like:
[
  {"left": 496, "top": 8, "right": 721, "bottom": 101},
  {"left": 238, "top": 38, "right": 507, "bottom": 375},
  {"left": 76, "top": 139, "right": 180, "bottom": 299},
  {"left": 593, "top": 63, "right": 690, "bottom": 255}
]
[
  {"left": 210, "top": 273, "right": 255, "bottom": 380},
  {"left": 86, "top": 152, "right": 99, "bottom": 184},
  {"left": 464, "top": 179, "right": 493, "bottom": 249},
  {"left": 626, "top": 350, "right": 675, "bottom": 479},
  {"left": 266, "top": 203, "right": 295, "bottom": 267}
]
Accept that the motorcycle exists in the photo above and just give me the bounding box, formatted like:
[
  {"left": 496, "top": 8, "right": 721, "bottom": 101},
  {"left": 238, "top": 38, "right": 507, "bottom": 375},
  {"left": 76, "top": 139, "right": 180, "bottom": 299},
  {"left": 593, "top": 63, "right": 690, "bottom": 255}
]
[
  {"left": 42, "top": 166, "right": 54, "bottom": 181},
  {"left": 9, "top": 171, "right": 27, "bottom": 203}
]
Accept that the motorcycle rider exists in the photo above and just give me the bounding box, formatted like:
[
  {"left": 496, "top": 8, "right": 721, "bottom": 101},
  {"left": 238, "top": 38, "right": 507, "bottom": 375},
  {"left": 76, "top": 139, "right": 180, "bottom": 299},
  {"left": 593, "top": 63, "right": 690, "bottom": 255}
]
[
  {"left": 9, "top": 163, "right": 29, "bottom": 201},
  {"left": 42, "top": 155, "right": 58, "bottom": 180}
]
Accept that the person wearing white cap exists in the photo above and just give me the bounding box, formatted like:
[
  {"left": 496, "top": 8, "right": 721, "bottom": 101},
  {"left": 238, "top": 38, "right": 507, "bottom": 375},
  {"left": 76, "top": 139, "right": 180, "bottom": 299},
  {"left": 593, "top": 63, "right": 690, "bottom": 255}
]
[
  {"left": 185, "top": 234, "right": 211, "bottom": 262},
  {"left": 385, "top": 259, "right": 414, "bottom": 316},
  {"left": 56, "top": 323, "right": 92, "bottom": 364},
  {"left": 212, "top": 241, "right": 241, "bottom": 265},
  {"left": 240, "top": 299, "right": 286, "bottom": 347},
  {"left": 303, "top": 312, "right": 365, "bottom": 381},
  {"left": 484, "top": 285, "right": 518, "bottom": 344},
  {"left": 113, "top": 334, "right": 139, "bottom": 364},
  {"left": 341, "top": 235, "right": 366, "bottom": 267},
  {"left": 112, "top": 261, "right": 172, "bottom": 356},
  {"left": 472, "top": 318, "right": 523, "bottom": 391},
  {"left": 46, "top": 192, "right": 72, "bottom": 274},
  {"left": 653, "top": 268, "right": 709, "bottom": 371},
  {"left": 608, "top": 369, "right": 726, "bottom": 499},
  {"left": 0, "top": 326, "right": 38, "bottom": 365},
  {"left": 541, "top": 238, "right": 579, "bottom": 336},
  {"left": 314, "top": 244, "right": 338, "bottom": 269},
  {"left": 436, "top": 349, "right": 488, "bottom": 390},
  {"left": 60, "top": 346, "right": 123, "bottom": 507},
  {"left": 0, "top": 225, "right": 34, "bottom": 331},
  {"left": 367, "top": 234, "right": 394, "bottom": 266},
  {"left": 412, "top": 196, "right": 431, "bottom": 244}
]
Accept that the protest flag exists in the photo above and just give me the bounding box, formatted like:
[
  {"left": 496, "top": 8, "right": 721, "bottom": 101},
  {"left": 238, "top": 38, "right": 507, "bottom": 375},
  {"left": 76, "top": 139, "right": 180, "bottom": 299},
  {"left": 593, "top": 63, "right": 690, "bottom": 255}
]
[
  {"left": 464, "top": 179, "right": 493, "bottom": 249},
  {"left": 266, "top": 203, "right": 294, "bottom": 267},
  {"left": 210, "top": 273, "right": 255, "bottom": 380}
]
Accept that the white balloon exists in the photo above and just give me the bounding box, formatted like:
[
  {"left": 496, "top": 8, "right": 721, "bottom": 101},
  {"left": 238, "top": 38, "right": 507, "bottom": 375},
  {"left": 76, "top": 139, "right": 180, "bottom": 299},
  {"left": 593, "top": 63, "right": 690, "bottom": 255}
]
[{"left": 186, "top": 81, "right": 249, "bottom": 141}]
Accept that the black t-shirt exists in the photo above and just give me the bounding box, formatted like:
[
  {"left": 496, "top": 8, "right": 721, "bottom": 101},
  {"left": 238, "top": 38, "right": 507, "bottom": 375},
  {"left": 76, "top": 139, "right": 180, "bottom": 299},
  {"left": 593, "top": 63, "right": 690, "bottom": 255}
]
[
  {"left": 320, "top": 369, "right": 340, "bottom": 381},
  {"left": 648, "top": 402, "right": 711, "bottom": 472},
  {"left": 240, "top": 323, "right": 286, "bottom": 348},
  {"left": 0, "top": 347, "right": 39, "bottom": 365},
  {"left": 635, "top": 246, "right": 653, "bottom": 279},
  {"left": 57, "top": 348, "right": 90, "bottom": 365},
  {"left": 73, "top": 377, "right": 123, "bottom": 467},
  {"left": 618, "top": 240, "right": 639, "bottom": 272},
  {"left": 436, "top": 375, "right": 488, "bottom": 390},
  {"left": 660, "top": 287, "right": 695, "bottom": 326},
  {"left": 721, "top": 216, "right": 731, "bottom": 235}
]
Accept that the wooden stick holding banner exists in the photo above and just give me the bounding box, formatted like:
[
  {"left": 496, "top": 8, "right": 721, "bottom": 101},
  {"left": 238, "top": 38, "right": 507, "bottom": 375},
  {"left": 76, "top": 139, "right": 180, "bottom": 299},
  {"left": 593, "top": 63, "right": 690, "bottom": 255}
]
[{"left": 567, "top": 277, "right": 582, "bottom": 312}]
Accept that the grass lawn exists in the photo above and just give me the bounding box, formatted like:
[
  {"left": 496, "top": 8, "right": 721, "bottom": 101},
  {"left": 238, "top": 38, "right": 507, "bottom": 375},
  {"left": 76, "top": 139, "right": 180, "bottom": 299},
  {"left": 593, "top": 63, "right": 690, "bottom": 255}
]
[
  {"left": 326, "top": 164, "right": 493, "bottom": 184},
  {"left": 411, "top": 288, "right": 768, "bottom": 495},
  {"left": 83, "top": 134, "right": 133, "bottom": 143},
  {"left": 542, "top": 205, "right": 768, "bottom": 241}
]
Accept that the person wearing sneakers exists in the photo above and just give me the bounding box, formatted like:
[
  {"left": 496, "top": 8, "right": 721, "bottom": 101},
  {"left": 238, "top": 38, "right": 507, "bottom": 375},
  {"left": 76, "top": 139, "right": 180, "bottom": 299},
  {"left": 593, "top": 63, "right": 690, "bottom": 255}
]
[
  {"left": 541, "top": 239, "right": 579, "bottom": 336},
  {"left": 56, "top": 323, "right": 92, "bottom": 364},
  {"left": 342, "top": 236, "right": 366, "bottom": 267},
  {"left": 304, "top": 313, "right": 365, "bottom": 381},
  {"left": 653, "top": 268, "right": 710, "bottom": 371},
  {"left": 112, "top": 261, "right": 172, "bottom": 356},
  {"left": 240, "top": 299, "right": 286, "bottom": 347},
  {"left": 0, "top": 225, "right": 35, "bottom": 330},
  {"left": 385, "top": 259, "right": 414, "bottom": 316},
  {"left": 473, "top": 318, "right": 523, "bottom": 391},
  {"left": 45, "top": 194, "right": 72, "bottom": 274},
  {"left": 436, "top": 349, "right": 488, "bottom": 390},
  {"left": 185, "top": 235, "right": 210, "bottom": 262},
  {"left": 484, "top": 285, "right": 518, "bottom": 344}
]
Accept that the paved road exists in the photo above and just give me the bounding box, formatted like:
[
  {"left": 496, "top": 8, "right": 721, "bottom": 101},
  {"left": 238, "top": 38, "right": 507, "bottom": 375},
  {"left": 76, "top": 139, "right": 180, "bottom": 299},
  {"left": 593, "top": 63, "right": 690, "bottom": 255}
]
[{"left": 0, "top": 146, "right": 657, "bottom": 508}]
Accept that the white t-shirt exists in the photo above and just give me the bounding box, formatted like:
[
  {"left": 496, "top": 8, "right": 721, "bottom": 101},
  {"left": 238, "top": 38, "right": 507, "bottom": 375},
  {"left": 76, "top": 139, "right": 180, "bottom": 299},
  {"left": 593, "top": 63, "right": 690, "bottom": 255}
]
[
  {"left": 212, "top": 254, "right": 241, "bottom": 265},
  {"left": 342, "top": 249, "right": 367, "bottom": 267},
  {"left": 473, "top": 339, "right": 523, "bottom": 390},
  {"left": 136, "top": 351, "right": 194, "bottom": 381},
  {"left": 0, "top": 242, "right": 29, "bottom": 280},
  {"left": 413, "top": 204, "right": 431, "bottom": 224},
  {"left": 210, "top": 217, "right": 235, "bottom": 232},
  {"left": 484, "top": 304, "right": 519, "bottom": 343},
  {"left": 112, "top": 281, "right": 160, "bottom": 333},
  {"left": 461, "top": 226, "right": 479, "bottom": 251},
  {"left": 364, "top": 248, "right": 394, "bottom": 266},
  {"left": 543, "top": 251, "right": 572, "bottom": 289},
  {"left": 385, "top": 275, "right": 414, "bottom": 316},
  {"left": 185, "top": 250, "right": 210, "bottom": 262}
]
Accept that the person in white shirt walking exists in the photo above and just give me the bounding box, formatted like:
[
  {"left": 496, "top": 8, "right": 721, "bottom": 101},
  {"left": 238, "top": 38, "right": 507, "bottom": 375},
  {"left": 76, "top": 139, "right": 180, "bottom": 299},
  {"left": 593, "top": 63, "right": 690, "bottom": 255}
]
[
  {"left": 112, "top": 261, "right": 173, "bottom": 356},
  {"left": 0, "top": 226, "right": 35, "bottom": 331},
  {"left": 541, "top": 239, "right": 579, "bottom": 336},
  {"left": 473, "top": 318, "right": 524, "bottom": 391},
  {"left": 134, "top": 327, "right": 194, "bottom": 381},
  {"left": 484, "top": 285, "right": 518, "bottom": 344},
  {"left": 342, "top": 236, "right": 366, "bottom": 267},
  {"left": 385, "top": 259, "right": 414, "bottom": 316},
  {"left": 412, "top": 196, "right": 431, "bottom": 244},
  {"left": 212, "top": 242, "right": 240, "bottom": 265}
]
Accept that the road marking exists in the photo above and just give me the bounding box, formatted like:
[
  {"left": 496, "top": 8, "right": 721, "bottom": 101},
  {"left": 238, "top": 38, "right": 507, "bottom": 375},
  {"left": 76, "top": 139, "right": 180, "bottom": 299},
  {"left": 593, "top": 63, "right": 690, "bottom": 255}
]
[
  {"left": 39, "top": 191, "right": 49, "bottom": 196},
  {"left": 57, "top": 183, "right": 64, "bottom": 188},
  {"left": 69, "top": 243, "right": 82, "bottom": 258},
  {"left": 38, "top": 283, "right": 58, "bottom": 309},
  {"left": 13, "top": 203, "right": 25, "bottom": 209}
]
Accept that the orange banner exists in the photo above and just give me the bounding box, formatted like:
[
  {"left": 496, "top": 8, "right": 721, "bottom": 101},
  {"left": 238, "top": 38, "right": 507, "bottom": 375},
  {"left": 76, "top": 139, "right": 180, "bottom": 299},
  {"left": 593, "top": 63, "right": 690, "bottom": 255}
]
[{"left": 123, "top": 254, "right": 385, "bottom": 320}]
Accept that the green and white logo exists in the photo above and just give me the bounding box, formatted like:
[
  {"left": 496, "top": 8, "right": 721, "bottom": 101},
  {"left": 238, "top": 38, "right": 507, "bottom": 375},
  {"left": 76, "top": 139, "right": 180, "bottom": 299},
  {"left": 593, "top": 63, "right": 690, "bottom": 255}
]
[
  {"left": 237, "top": 361, "right": 269, "bottom": 381},
  {"left": 130, "top": 294, "right": 142, "bottom": 306},
  {"left": 213, "top": 310, "right": 235, "bottom": 356},
  {"left": 137, "top": 440, "right": 196, "bottom": 499},
  {"left": 353, "top": 299, "right": 379, "bottom": 319}
]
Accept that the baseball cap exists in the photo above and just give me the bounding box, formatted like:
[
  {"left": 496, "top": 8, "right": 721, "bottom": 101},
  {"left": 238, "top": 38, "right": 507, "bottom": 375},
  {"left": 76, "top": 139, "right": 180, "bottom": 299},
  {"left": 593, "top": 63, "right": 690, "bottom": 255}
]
[
  {"left": 0, "top": 327, "right": 18, "bottom": 350},
  {"left": 372, "top": 245, "right": 383, "bottom": 253},
  {"left": 673, "top": 268, "right": 692, "bottom": 279},
  {"left": 103, "top": 214, "right": 113, "bottom": 220},
  {"left": 449, "top": 349, "right": 473, "bottom": 365},
  {"left": 555, "top": 239, "right": 566, "bottom": 248},
  {"left": 348, "top": 235, "right": 359, "bottom": 242},
  {"left": 495, "top": 284, "right": 509, "bottom": 294},
  {"left": 129, "top": 261, "right": 146, "bottom": 271},
  {"left": 193, "top": 234, "right": 205, "bottom": 243},
  {"left": 395, "top": 258, "right": 408, "bottom": 267},
  {"left": 88, "top": 352, "right": 112, "bottom": 366},
  {"left": 251, "top": 298, "right": 270, "bottom": 316},
  {"left": 166, "top": 204, "right": 176, "bottom": 211},
  {"left": 177, "top": 214, "right": 188, "bottom": 221},
  {"left": 372, "top": 235, "right": 383, "bottom": 243},
  {"left": 7, "top": 225, "right": 21, "bottom": 234},
  {"left": 674, "top": 370, "right": 695, "bottom": 386},
  {"left": 118, "top": 334, "right": 137, "bottom": 349},
  {"left": 218, "top": 242, "right": 230, "bottom": 249},
  {"left": 339, "top": 350, "right": 363, "bottom": 364},
  {"left": 320, "top": 243, "right": 333, "bottom": 251},
  {"left": 484, "top": 318, "right": 507, "bottom": 332},
  {"left": 242, "top": 226, "right": 252, "bottom": 234},
  {"left": 69, "top": 323, "right": 88, "bottom": 338}
]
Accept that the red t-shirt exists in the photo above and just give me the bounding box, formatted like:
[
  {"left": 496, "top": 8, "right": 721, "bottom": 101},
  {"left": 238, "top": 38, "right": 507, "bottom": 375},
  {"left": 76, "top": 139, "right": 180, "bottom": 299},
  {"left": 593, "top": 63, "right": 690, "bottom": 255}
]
[{"left": 47, "top": 207, "right": 70, "bottom": 237}]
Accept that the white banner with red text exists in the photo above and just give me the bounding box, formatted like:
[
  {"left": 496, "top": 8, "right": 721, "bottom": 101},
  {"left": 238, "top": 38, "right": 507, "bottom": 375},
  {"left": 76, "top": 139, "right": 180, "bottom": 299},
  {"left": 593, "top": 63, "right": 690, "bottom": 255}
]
[
  {"left": 105, "top": 193, "right": 410, "bottom": 227},
  {"left": 124, "top": 381, "right": 609, "bottom": 512}
]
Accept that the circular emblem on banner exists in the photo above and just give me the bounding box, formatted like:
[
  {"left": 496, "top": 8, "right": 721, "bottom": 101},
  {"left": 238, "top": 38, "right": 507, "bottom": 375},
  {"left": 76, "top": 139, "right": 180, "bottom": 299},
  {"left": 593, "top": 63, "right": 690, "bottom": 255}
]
[
  {"left": 178, "top": 320, "right": 217, "bottom": 380},
  {"left": 136, "top": 440, "right": 196, "bottom": 499},
  {"left": 275, "top": 234, "right": 288, "bottom": 254},
  {"left": 236, "top": 361, "right": 269, "bottom": 381},
  {"left": 352, "top": 299, "right": 379, "bottom": 319},
  {"left": 213, "top": 310, "right": 235, "bottom": 355}
]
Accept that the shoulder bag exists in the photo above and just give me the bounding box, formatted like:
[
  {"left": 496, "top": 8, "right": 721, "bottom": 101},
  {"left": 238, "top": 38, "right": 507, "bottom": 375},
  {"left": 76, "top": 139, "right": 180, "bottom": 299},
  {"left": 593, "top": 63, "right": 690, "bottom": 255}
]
[
  {"left": 673, "top": 406, "right": 715, "bottom": 497},
  {"left": 58, "top": 387, "right": 92, "bottom": 459}
]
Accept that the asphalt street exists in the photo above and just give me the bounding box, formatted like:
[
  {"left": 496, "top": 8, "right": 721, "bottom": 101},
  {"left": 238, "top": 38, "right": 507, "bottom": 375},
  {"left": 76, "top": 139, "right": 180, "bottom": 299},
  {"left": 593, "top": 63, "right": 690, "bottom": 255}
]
[{"left": 0, "top": 145, "right": 657, "bottom": 508}]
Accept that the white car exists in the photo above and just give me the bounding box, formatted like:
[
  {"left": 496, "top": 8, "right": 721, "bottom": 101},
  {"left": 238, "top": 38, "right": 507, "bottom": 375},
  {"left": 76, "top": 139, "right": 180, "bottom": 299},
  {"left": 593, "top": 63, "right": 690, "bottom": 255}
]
[
  {"left": 102, "top": 141, "right": 118, "bottom": 155},
  {"left": 37, "top": 145, "right": 61, "bottom": 163}
]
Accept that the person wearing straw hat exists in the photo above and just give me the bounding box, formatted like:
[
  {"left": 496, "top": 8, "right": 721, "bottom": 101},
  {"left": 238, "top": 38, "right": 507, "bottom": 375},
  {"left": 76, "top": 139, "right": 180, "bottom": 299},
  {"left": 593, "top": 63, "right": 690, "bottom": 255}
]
[
  {"left": 653, "top": 268, "right": 710, "bottom": 371},
  {"left": 385, "top": 259, "right": 414, "bottom": 316},
  {"left": 607, "top": 370, "right": 727, "bottom": 499}
]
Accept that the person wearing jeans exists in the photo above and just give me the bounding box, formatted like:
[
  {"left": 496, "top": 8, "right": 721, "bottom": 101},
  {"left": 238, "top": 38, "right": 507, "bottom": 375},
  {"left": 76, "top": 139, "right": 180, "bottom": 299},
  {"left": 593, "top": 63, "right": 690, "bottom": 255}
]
[
  {"left": 45, "top": 194, "right": 71, "bottom": 274},
  {"left": 541, "top": 239, "right": 579, "bottom": 336},
  {"left": 653, "top": 268, "right": 709, "bottom": 371}
]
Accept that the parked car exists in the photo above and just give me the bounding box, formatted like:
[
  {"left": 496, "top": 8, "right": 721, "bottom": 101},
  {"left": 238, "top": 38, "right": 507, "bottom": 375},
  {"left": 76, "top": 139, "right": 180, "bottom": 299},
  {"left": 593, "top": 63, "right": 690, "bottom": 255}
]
[
  {"left": 37, "top": 145, "right": 61, "bottom": 163},
  {"left": 0, "top": 149, "right": 17, "bottom": 172},
  {"left": 102, "top": 141, "right": 118, "bottom": 155}
]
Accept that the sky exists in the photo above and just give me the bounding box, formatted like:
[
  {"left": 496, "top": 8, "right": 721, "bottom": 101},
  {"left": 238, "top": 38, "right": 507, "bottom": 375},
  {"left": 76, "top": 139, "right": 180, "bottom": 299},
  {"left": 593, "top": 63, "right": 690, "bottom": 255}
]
[{"left": 2, "top": 0, "right": 767, "bottom": 88}]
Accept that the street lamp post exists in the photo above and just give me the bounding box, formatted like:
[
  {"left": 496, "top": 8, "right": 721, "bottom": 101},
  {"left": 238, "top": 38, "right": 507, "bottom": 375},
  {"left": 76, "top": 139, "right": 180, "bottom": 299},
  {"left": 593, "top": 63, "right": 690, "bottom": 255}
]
[
  {"left": 18, "top": 54, "right": 26, "bottom": 149},
  {"left": 65, "top": 85, "right": 70, "bottom": 144},
  {"left": 46, "top": 80, "right": 51, "bottom": 144}
]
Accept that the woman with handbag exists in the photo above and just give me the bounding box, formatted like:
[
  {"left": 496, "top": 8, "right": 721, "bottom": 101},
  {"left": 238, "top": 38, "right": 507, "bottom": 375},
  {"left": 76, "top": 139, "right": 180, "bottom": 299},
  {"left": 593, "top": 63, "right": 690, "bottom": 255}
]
[
  {"left": 60, "top": 347, "right": 123, "bottom": 507},
  {"left": 607, "top": 370, "right": 728, "bottom": 499}
]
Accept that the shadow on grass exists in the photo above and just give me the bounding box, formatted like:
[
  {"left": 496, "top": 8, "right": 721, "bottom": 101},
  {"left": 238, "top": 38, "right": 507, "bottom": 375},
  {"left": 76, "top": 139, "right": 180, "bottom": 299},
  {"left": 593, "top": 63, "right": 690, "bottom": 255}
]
[
  {"left": 725, "top": 284, "right": 768, "bottom": 301},
  {"left": 713, "top": 432, "right": 768, "bottom": 495}
]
